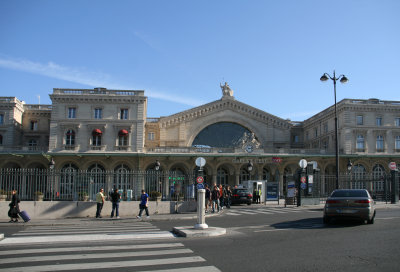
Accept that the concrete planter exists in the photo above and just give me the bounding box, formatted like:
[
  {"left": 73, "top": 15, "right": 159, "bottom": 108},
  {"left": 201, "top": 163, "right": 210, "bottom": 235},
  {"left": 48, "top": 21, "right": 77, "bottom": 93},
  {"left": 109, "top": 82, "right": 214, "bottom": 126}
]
[
  {"left": 34, "top": 195, "right": 44, "bottom": 201},
  {"left": 0, "top": 195, "right": 7, "bottom": 201}
]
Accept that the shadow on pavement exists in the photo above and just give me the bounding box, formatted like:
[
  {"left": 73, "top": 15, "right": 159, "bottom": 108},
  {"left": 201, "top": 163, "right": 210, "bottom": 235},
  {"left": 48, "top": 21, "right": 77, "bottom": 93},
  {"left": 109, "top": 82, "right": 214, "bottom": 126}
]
[{"left": 270, "top": 217, "right": 365, "bottom": 229}]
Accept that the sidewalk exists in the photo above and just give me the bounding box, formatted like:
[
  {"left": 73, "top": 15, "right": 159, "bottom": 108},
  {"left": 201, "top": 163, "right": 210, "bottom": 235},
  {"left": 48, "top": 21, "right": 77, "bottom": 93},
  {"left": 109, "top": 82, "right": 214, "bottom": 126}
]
[{"left": 1, "top": 201, "right": 399, "bottom": 227}]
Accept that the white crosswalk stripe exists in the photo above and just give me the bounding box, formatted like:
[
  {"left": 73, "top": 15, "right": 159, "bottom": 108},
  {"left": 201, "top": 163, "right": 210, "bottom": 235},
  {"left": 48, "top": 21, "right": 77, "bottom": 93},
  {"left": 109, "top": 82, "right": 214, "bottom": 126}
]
[
  {"left": 223, "top": 207, "right": 317, "bottom": 216},
  {"left": 0, "top": 222, "right": 175, "bottom": 245},
  {"left": 0, "top": 240, "right": 221, "bottom": 271}
]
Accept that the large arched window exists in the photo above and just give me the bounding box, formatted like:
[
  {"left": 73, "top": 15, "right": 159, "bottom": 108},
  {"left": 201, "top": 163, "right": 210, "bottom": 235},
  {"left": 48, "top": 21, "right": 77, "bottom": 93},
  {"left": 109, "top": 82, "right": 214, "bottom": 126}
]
[
  {"left": 169, "top": 167, "right": 187, "bottom": 199},
  {"left": 217, "top": 167, "right": 229, "bottom": 185},
  {"left": 66, "top": 130, "right": 75, "bottom": 147},
  {"left": 262, "top": 168, "right": 270, "bottom": 181},
  {"left": 60, "top": 163, "right": 79, "bottom": 200},
  {"left": 353, "top": 164, "right": 366, "bottom": 189},
  {"left": 88, "top": 163, "right": 106, "bottom": 199},
  {"left": 113, "top": 164, "right": 131, "bottom": 197},
  {"left": 372, "top": 164, "right": 385, "bottom": 191},
  {"left": 240, "top": 167, "right": 250, "bottom": 183},
  {"left": 192, "top": 122, "right": 253, "bottom": 148}
]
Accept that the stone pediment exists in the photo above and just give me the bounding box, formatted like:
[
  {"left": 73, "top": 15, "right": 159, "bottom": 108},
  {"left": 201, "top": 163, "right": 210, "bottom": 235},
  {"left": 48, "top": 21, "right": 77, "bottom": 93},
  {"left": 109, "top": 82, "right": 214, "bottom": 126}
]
[{"left": 159, "top": 98, "right": 292, "bottom": 129}]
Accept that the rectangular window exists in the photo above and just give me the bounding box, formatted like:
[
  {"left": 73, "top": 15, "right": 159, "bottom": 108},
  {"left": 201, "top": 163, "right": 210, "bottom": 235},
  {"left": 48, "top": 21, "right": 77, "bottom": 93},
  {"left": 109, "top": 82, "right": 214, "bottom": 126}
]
[
  {"left": 395, "top": 117, "right": 400, "bottom": 127},
  {"left": 376, "top": 135, "right": 384, "bottom": 151},
  {"left": 395, "top": 136, "right": 400, "bottom": 150},
  {"left": 94, "top": 108, "right": 102, "bottom": 119},
  {"left": 148, "top": 132, "right": 155, "bottom": 141},
  {"left": 68, "top": 107, "right": 76, "bottom": 119},
  {"left": 306, "top": 132, "right": 309, "bottom": 141},
  {"left": 120, "top": 109, "right": 128, "bottom": 120},
  {"left": 323, "top": 123, "right": 328, "bottom": 134},
  {"left": 357, "top": 115, "right": 363, "bottom": 125},
  {"left": 30, "top": 120, "right": 38, "bottom": 131},
  {"left": 293, "top": 135, "right": 299, "bottom": 143},
  {"left": 0, "top": 114, "right": 4, "bottom": 124},
  {"left": 357, "top": 135, "right": 364, "bottom": 150},
  {"left": 314, "top": 128, "right": 318, "bottom": 138},
  {"left": 376, "top": 117, "right": 382, "bottom": 127},
  {"left": 118, "top": 135, "right": 128, "bottom": 146},
  {"left": 92, "top": 135, "right": 101, "bottom": 146}
]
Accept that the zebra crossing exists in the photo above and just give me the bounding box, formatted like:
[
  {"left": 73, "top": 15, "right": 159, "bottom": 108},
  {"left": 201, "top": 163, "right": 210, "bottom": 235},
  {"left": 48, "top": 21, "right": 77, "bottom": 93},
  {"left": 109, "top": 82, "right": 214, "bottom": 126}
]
[
  {"left": 0, "top": 221, "right": 175, "bottom": 245},
  {"left": 0, "top": 241, "right": 221, "bottom": 271},
  {"left": 0, "top": 222, "right": 221, "bottom": 271},
  {"left": 223, "top": 207, "right": 319, "bottom": 216}
]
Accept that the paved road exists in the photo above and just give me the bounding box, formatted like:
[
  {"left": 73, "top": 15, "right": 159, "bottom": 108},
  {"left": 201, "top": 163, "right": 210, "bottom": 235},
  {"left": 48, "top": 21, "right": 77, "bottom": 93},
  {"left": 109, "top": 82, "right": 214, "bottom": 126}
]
[
  {"left": 0, "top": 220, "right": 220, "bottom": 271},
  {"left": 154, "top": 205, "right": 400, "bottom": 272},
  {"left": 1, "top": 204, "right": 399, "bottom": 271}
]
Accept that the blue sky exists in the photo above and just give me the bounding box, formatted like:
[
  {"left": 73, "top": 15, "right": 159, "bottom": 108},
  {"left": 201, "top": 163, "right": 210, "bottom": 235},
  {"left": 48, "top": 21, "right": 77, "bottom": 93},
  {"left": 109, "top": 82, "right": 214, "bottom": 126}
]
[{"left": 0, "top": 0, "right": 399, "bottom": 120}]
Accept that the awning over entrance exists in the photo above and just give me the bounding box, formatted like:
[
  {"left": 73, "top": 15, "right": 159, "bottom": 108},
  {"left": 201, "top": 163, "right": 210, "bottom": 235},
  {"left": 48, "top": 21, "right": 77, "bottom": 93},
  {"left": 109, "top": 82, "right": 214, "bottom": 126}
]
[
  {"left": 119, "top": 129, "right": 129, "bottom": 136},
  {"left": 92, "top": 129, "right": 102, "bottom": 135}
]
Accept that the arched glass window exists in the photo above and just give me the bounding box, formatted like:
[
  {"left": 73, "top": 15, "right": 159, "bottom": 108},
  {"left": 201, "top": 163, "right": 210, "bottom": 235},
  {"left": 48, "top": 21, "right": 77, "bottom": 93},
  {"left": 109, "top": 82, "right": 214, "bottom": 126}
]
[
  {"left": 240, "top": 168, "right": 250, "bottom": 183},
  {"left": 88, "top": 164, "right": 106, "bottom": 199},
  {"left": 357, "top": 135, "right": 364, "bottom": 150},
  {"left": 217, "top": 167, "right": 228, "bottom": 185},
  {"left": 66, "top": 130, "right": 75, "bottom": 146},
  {"left": 353, "top": 164, "right": 366, "bottom": 189},
  {"left": 60, "top": 163, "right": 79, "bottom": 200},
  {"left": 372, "top": 164, "right": 385, "bottom": 191},
  {"left": 262, "top": 168, "right": 270, "bottom": 181},
  {"left": 169, "top": 167, "right": 187, "bottom": 199},
  {"left": 113, "top": 164, "right": 131, "bottom": 196},
  {"left": 376, "top": 135, "right": 384, "bottom": 151}
]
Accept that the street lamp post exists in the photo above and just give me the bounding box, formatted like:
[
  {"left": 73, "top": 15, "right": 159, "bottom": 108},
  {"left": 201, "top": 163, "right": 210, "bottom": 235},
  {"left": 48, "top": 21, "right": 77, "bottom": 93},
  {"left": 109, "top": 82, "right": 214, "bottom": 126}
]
[{"left": 320, "top": 71, "right": 348, "bottom": 189}]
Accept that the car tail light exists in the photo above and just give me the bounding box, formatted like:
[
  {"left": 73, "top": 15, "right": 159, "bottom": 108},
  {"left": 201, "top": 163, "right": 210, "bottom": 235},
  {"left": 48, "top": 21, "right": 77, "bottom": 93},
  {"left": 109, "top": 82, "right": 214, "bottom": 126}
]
[
  {"left": 233, "top": 194, "right": 239, "bottom": 197},
  {"left": 326, "top": 200, "right": 340, "bottom": 204},
  {"left": 248, "top": 194, "right": 253, "bottom": 198},
  {"left": 355, "top": 199, "right": 371, "bottom": 204}
]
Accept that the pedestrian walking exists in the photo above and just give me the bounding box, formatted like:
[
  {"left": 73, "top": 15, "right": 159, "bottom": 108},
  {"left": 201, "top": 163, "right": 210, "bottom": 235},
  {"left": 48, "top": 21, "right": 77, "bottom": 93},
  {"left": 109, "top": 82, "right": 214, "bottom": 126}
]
[
  {"left": 219, "top": 184, "right": 225, "bottom": 209},
  {"left": 225, "top": 185, "right": 232, "bottom": 208},
  {"left": 95, "top": 188, "right": 105, "bottom": 218},
  {"left": 8, "top": 190, "right": 20, "bottom": 223},
  {"left": 110, "top": 188, "right": 121, "bottom": 219},
  {"left": 205, "top": 185, "right": 211, "bottom": 213},
  {"left": 211, "top": 185, "right": 220, "bottom": 213},
  {"left": 137, "top": 189, "right": 150, "bottom": 219}
]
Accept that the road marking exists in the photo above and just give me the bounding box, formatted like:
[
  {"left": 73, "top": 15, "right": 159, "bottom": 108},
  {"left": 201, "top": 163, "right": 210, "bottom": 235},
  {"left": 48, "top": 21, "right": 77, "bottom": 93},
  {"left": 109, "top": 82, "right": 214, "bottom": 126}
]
[
  {"left": 0, "top": 232, "right": 175, "bottom": 245},
  {"left": 254, "top": 229, "right": 292, "bottom": 233},
  {"left": 0, "top": 249, "right": 193, "bottom": 264},
  {"left": 0, "top": 243, "right": 185, "bottom": 255},
  {"left": 0, "top": 256, "right": 206, "bottom": 272},
  {"left": 136, "top": 266, "right": 221, "bottom": 272},
  {"left": 13, "top": 227, "right": 160, "bottom": 236}
]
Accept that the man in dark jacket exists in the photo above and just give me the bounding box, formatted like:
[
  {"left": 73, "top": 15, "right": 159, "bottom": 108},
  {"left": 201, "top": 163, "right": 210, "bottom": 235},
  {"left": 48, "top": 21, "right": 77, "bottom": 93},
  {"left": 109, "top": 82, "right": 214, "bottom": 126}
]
[{"left": 110, "top": 188, "right": 121, "bottom": 219}]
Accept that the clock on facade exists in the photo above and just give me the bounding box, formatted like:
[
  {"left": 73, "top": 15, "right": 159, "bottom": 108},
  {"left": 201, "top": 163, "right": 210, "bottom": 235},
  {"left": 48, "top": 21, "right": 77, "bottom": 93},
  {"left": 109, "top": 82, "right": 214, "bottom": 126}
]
[{"left": 245, "top": 144, "right": 254, "bottom": 153}]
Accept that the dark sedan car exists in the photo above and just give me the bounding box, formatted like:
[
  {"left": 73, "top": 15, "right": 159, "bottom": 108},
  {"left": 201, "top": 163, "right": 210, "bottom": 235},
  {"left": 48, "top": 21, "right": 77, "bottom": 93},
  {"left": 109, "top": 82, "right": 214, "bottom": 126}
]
[
  {"left": 323, "top": 189, "right": 376, "bottom": 224},
  {"left": 231, "top": 188, "right": 252, "bottom": 205}
]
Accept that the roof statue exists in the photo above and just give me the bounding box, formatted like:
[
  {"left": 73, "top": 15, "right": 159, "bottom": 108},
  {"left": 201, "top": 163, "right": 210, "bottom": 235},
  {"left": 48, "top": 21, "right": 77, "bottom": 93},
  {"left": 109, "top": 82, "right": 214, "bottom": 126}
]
[{"left": 220, "top": 82, "right": 234, "bottom": 97}]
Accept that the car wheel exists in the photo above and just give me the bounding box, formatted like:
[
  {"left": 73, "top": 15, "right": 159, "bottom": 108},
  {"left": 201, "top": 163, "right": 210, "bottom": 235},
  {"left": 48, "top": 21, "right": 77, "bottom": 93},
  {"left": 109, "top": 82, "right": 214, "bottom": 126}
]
[
  {"left": 247, "top": 202, "right": 251, "bottom": 205},
  {"left": 323, "top": 216, "right": 330, "bottom": 224},
  {"left": 367, "top": 211, "right": 376, "bottom": 224}
]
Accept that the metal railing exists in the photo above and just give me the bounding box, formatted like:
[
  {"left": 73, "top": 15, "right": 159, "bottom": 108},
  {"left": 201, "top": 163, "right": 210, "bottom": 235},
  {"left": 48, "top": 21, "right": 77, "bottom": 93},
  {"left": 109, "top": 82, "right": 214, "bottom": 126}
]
[{"left": 0, "top": 169, "right": 196, "bottom": 202}]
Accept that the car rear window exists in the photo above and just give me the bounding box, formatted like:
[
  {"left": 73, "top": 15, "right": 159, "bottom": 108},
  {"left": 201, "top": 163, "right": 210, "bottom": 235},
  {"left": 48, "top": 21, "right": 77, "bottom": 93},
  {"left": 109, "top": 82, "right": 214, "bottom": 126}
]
[
  {"left": 331, "top": 190, "right": 369, "bottom": 198},
  {"left": 233, "top": 189, "right": 249, "bottom": 194}
]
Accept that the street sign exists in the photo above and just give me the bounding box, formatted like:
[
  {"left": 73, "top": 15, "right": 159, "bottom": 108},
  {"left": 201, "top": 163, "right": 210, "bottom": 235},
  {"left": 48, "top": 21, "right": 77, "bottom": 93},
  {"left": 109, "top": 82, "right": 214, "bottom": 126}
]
[
  {"left": 197, "top": 183, "right": 204, "bottom": 189},
  {"left": 389, "top": 162, "right": 397, "bottom": 171},
  {"left": 196, "top": 176, "right": 204, "bottom": 184},
  {"left": 301, "top": 183, "right": 306, "bottom": 189},
  {"left": 272, "top": 157, "right": 282, "bottom": 163},
  {"left": 299, "top": 159, "right": 308, "bottom": 169},
  {"left": 300, "top": 176, "right": 306, "bottom": 183},
  {"left": 195, "top": 157, "right": 206, "bottom": 168}
]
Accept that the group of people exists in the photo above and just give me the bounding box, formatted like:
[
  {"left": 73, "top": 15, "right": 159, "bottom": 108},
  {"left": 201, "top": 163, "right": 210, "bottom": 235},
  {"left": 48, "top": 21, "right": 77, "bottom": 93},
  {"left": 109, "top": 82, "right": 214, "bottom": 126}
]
[
  {"left": 95, "top": 188, "right": 150, "bottom": 219},
  {"left": 204, "top": 184, "right": 232, "bottom": 213}
]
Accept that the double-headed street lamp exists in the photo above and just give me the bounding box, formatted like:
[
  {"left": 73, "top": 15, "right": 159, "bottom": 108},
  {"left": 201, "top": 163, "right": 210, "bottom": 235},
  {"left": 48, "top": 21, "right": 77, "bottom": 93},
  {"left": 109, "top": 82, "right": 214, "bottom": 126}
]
[{"left": 320, "top": 70, "right": 348, "bottom": 189}]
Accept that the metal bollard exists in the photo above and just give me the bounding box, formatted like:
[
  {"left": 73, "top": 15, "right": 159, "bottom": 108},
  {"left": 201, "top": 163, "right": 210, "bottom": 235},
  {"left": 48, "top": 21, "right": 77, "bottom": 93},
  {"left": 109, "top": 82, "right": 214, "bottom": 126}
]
[{"left": 194, "top": 189, "right": 208, "bottom": 229}]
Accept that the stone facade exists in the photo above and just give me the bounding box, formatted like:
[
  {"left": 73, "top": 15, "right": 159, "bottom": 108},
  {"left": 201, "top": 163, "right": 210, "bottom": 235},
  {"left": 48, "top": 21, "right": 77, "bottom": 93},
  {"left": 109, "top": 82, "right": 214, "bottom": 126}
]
[{"left": 0, "top": 86, "right": 400, "bottom": 195}]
